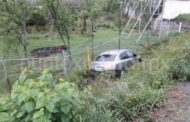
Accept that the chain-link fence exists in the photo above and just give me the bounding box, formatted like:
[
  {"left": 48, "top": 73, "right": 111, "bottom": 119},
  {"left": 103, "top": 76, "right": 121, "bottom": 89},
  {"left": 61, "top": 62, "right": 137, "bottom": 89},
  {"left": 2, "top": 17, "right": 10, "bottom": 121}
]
[{"left": 0, "top": 0, "right": 183, "bottom": 92}]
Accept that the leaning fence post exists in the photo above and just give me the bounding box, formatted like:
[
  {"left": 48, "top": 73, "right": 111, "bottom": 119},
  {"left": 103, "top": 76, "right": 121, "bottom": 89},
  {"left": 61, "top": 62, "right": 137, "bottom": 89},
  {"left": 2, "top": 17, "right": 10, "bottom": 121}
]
[{"left": 62, "top": 50, "right": 67, "bottom": 76}]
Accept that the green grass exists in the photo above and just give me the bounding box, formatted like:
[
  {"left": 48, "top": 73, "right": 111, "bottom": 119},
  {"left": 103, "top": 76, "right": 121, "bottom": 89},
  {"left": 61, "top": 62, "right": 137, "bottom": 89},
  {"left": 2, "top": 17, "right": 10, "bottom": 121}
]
[
  {"left": 0, "top": 28, "right": 119, "bottom": 92},
  {"left": 0, "top": 28, "right": 119, "bottom": 57},
  {"left": 0, "top": 29, "right": 165, "bottom": 93},
  {"left": 90, "top": 33, "right": 190, "bottom": 121},
  {"left": 27, "top": 29, "right": 119, "bottom": 51},
  {"left": 176, "top": 14, "right": 190, "bottom": 21},
  {"left": 1, "top": 31, "right": 190, "bottom": 121}
]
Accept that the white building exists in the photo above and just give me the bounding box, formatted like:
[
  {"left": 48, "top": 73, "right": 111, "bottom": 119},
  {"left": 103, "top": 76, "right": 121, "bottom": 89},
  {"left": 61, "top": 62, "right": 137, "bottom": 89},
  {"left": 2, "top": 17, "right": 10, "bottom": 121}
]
[{"left": 162, "top": 0, "right": 190, "bottom": 20}]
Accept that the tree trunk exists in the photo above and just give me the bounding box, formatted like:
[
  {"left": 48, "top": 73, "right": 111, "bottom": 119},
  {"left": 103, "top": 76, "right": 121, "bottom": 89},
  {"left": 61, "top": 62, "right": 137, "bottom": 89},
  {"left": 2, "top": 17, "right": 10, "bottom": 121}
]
[
  {"left": 65, "top": 29, "right": 72, "bottom": 61},
  {"left": 22, "top": 22, "right": 28, "bottom": 67},
  {"left": 83, "top": 17, "right": 87, "bottom": 33},
  {"left": 48, "top": 11, "right": 54, "bottom": 40}
]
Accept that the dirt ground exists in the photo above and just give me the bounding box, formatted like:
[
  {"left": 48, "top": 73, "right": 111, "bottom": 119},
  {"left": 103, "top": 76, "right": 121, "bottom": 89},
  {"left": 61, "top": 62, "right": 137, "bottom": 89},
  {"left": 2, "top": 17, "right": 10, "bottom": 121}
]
[{"left": 154, "top": 82, "right": 190, "bottom": 122}]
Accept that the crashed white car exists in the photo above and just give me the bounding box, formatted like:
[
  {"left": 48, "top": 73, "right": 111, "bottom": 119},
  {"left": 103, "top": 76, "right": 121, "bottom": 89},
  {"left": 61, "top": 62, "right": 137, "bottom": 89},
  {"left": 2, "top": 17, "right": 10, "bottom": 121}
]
[{"left": 90, "top": 49, "right": 142, "bottom": 78}]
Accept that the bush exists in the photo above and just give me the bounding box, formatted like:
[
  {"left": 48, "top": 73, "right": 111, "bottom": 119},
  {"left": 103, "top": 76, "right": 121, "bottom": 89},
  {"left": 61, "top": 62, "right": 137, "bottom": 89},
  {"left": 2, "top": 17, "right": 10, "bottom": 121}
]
[
  {"left": 169, "top": 49, "right": 190, "bottom": 81},
  {"left": 0, "top": 69, "right": 112, "bottom": 122}
]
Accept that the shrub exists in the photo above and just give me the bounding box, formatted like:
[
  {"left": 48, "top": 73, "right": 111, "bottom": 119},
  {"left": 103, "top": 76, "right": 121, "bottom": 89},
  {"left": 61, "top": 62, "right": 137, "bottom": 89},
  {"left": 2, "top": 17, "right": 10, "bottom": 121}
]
[{"left": 0, "top": 69, "right": 112, "bottom": 122}]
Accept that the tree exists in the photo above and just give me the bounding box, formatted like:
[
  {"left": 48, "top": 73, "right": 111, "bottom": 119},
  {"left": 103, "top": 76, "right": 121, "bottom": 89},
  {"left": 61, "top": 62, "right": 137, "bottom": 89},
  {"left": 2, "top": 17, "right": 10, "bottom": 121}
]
[
  {"left": 44, "top": 0, "right": 74, "bottom": 59},
  {"left": 27, "top": 6, "right": 48, "bottom": 32},
  {"left": 1, "top": 0, "right": 32, "bottom": 66},
  {"left": 47, "top": 10, "right": 54, "bottom": 40},
  {"left": 82, "top": 0, "right": 103, "bottom": 60},
  {"left": 104, "top": 0, "right": 123, "bottom": 48}
]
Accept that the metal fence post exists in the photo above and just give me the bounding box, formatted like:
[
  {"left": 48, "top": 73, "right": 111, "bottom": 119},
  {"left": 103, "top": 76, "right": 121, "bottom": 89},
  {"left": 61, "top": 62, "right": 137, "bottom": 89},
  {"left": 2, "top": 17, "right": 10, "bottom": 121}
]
[
  {"left": 179, "top": 22, "right": 182, "bottom": 33},
  {"left": 3, "top": 60, "right": 11, "bottom": 92},
  {"left": 62, "top": 50, "right": 67, "bottom": 76},
  {"left": 2, "top": 61, "right": 8, "bottom": 82}
]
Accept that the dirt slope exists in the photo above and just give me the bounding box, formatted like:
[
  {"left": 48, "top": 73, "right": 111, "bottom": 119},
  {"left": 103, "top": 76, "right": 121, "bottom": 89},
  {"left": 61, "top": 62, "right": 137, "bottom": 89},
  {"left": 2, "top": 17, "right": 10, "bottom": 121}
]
[{"left": 154, "top": 82, "right": 190, "bottom": 122}]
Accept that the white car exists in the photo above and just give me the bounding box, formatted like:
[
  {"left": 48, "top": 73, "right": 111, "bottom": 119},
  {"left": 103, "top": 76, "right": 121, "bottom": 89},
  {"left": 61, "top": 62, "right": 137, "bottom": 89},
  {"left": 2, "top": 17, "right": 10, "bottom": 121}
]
[{"left": 90, "top": 49, "right": 142, "bottom": 78}]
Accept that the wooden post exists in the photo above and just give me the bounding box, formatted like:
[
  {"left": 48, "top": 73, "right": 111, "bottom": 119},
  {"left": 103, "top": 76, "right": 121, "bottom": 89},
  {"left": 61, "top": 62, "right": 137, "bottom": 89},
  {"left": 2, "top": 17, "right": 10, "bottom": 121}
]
[{"left": 86, "top": 46, "right": 91, "bottom": 71}]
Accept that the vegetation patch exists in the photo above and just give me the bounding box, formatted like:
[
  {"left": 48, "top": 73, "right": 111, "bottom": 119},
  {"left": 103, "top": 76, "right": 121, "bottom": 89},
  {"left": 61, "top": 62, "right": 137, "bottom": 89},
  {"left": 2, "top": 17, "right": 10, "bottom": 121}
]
[
  {"left": 0, "top": 33, "right": 190, "bottom": 121},
  {"left": 90, "top": 33, "right": 190, "bottom": 121}
]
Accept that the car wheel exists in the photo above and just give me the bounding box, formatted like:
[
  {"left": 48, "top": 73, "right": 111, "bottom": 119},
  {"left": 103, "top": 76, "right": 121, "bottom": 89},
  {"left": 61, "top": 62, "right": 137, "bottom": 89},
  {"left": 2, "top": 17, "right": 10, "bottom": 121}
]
[
  {"left": 90, "top": 70, "right": 98, "bottom": 80},
  {"left": 115, "top": 70, "right": 121, "bottom": 78},
  {"left": 139, "top": 58, "right": 143, "bottom": 62}
]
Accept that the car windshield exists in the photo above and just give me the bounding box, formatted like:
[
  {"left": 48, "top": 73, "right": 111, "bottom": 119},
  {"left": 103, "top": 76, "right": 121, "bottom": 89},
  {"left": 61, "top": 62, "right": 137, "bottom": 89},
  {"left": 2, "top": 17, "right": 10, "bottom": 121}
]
[{"left": 96, "top": 54, "right": 116, "bottom": 61}]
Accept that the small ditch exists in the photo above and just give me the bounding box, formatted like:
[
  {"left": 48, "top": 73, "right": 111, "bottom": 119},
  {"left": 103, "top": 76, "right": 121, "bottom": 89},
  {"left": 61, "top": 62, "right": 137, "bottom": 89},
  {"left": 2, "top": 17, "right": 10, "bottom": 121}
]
[{"left": 31, "top": 45, "right": 67, "bottom": 57}]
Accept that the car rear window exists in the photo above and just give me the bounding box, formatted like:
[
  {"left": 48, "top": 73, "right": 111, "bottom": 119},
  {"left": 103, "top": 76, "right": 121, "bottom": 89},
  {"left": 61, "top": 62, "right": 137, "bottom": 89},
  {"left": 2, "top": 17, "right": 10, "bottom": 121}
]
[{"left": 96, "top": 54, "right": 116, "bottom": 61}]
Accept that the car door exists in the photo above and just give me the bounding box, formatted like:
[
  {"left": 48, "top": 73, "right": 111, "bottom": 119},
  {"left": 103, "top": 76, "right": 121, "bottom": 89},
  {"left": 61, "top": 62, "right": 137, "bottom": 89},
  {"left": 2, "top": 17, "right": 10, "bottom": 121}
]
[
  {"left": 118, "top": 51, "right": 133, "bottom": 70},
  {"left": 126, "top": 51, "right": 137, "bottom": 67}
]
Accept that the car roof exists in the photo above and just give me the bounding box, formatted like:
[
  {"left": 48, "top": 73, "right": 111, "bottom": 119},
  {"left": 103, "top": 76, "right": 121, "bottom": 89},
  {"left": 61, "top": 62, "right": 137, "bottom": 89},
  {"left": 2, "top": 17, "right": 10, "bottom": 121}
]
[{"left": 99, "top": 49, "right": 132, "bottom": 55}]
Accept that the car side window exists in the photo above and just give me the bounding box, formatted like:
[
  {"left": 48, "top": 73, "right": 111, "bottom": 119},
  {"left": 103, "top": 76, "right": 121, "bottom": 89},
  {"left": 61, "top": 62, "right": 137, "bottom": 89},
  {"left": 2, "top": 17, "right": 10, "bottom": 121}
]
[
  {"left": 127, "top": 51, "right": 137, "bottom": 58},
  {"left": 120, "top": 52, "right": 129, "bottom": 60}
]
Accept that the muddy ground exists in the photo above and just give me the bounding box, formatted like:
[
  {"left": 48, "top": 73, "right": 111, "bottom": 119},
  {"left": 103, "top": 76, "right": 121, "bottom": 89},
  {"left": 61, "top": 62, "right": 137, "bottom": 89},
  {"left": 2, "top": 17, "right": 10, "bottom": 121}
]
[{"left": 154, "top": 82, "right": 190, "bottom": 122}]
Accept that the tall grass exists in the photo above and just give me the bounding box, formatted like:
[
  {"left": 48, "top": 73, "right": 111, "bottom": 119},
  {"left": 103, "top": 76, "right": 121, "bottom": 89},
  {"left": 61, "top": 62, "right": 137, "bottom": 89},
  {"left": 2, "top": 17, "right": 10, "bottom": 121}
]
[{"left": 90, "top": 33, "right": 190, "bottom": 121}]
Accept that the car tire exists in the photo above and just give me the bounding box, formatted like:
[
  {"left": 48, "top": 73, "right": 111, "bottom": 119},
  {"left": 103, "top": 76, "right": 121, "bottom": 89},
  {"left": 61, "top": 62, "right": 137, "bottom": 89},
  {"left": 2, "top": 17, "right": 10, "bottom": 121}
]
[
  {"left": 90, "top": 70, "right": 98, "bottom": 80},
  {"left": 115, "top": 70, "right": 121, "bottom": 78},
  {"left": 139, "top": 58, "right": 143, "bottom": 62}
]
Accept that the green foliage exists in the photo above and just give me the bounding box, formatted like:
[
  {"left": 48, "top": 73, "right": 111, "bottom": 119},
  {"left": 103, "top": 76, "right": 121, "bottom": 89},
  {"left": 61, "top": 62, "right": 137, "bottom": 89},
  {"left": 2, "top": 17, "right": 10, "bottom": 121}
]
[
  {"left": 103, "top": 0, "right": 120, "bottom": 13},
  {"left": 0, "top": 0, "right": 32, "bottom": 57},
  {"left": 165, "top": 34, "right": 190, "bottom": 81},
  {"left": 91, "top": 33, "right": 190, "bottom": 121},
  {"left": 176, "top": 14, "right": 190, "bottom": 21},
  {"left": 44, "top": 0, "right": 74, "bottom": 50},
  {"left": 27, "top": 7, "right": 48, "bottom": 26},
  {"left": 123, "top": 33, "right": 190, "bottom": 91},
  {"left": 105, "top": 88, "right": 165, "bottom": 121},
  {"left": 0, "top": 69, "right": 112, "bottom": 122}
]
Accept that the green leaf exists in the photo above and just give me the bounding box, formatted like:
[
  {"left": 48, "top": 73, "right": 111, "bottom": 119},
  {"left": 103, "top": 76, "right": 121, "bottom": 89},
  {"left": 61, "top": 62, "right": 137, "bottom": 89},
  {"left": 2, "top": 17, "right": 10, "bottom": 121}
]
[
  {"left": 33, "top": 108, "right": 44, "bottom": 120},
  {"left": 45, "top": 102, "right": 55, "bottom": 113},
  {"left": 45, "top": 95, "right": 59, "bottom": 113},
  {"left": 33, "top": 115, "right": 51, "bottom": 122},
  {"left": 35, "top": 94, "right": 45, "bottom": 110},
  {"left": 61, "top": 103, "right": 71, "bottom": 114},
  {"left": 16, "top": 111, "right": 25, "bottom": 118},
  {"left": 19, "top": 69, "right": 27, "bottom": 83},
  {"left": 0, "top": 112, "right": 9, "bottom": 121},
  {"left": 18, "top": 93, "right": 28, "bottom": 104},
  {"left": 10, "top": 110, "right": 17, "bottom": 117},
  {"left": 24, "top": 101, "right": 35, "bottom": 113}
]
